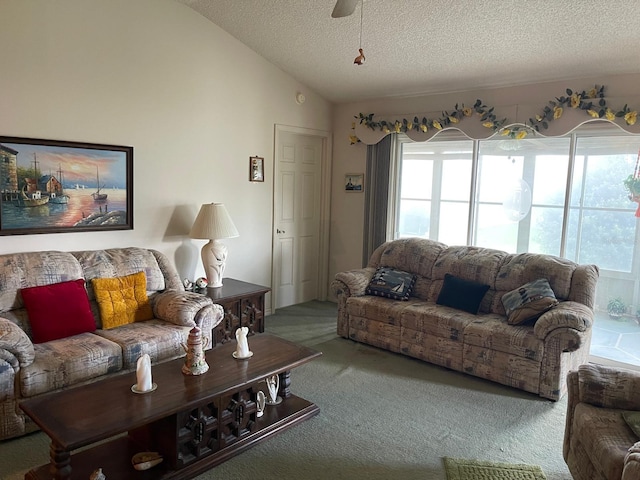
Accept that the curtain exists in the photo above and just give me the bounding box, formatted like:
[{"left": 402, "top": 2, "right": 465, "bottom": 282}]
[{"left": 362, "top": 135, "right": 394, "bottom": 266}]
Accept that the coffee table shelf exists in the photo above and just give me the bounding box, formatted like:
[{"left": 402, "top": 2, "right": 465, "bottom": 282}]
[{"left": 21, "top": 334, "right": 320, "bottom": 480}]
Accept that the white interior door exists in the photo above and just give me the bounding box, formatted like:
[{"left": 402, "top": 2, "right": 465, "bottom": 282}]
[{"left": 273, "top": 131, "right": 323, "bottom": 309}]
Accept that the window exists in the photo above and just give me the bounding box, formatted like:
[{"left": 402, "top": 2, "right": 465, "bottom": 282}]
[
  {"left": 566, "top": 136, "right": 638, "bottom": 271},
  {"left": 475, "top": 137, "right": 571, "bottom": 255},
  {"left": 393, "top": 124, "right": 640, "bottom": 368},
  {"left": 397, "top": 138, "right": 473, "bottom": 245}
]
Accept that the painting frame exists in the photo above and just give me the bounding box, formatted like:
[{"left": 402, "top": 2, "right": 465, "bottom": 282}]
[
  {"left": 0, "top": 136, "right": 133, "bottom": 235},
  {"left": 249, "top": 156, "right": 264, "bottom": 182},
  {"left": 345, "top": 173, "right": 364, "bottom": 192}
]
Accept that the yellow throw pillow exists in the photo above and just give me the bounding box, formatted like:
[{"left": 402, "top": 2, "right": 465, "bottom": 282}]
[{"left": 91, "top": 271, "right": 153, "bottom": 329}]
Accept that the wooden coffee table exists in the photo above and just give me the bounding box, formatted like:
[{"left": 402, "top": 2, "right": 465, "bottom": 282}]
[{"left": 20, "top": 334, "right": 321, "bottom": 480}]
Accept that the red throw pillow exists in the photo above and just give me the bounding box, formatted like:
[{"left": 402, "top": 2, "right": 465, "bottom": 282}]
[{"left": 21, "top": 279, "right": 96, "bottom": 343}]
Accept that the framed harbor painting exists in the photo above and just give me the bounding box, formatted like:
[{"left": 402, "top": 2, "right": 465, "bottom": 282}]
[{"left": 0, "top": 136, "right": 133, "bottom": 235}]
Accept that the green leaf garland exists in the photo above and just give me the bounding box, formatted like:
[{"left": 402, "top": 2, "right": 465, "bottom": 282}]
[{"left": 350, "top": 85, "right": 638, "bottom": 145}]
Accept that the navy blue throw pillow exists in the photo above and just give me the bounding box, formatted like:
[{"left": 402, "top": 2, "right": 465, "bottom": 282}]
[{"left": 436, "top": 273, "right": 490, "bottom": 314}]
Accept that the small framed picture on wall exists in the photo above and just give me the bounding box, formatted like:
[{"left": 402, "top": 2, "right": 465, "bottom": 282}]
[
  {"left": 249, "top": 156, "right": 264, "bottom": 182},
  {"left": 345, "top": 173, "right": 364, "bottom": 192}
]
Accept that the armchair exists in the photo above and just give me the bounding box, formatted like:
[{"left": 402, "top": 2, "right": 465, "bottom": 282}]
[{"left": 564, "top": 363, "right": 640, "bottom": 480}]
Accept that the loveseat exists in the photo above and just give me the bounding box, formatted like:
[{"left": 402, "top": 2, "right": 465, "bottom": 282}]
[
  {"left": 564, "top": 364, "right": 640, "bottom": 480},
  {"left": 331, "top": 238, "right": 599, "bottom": 400},
  {"left": 0, "top": 247, "right": 224, "bottom": 441}
]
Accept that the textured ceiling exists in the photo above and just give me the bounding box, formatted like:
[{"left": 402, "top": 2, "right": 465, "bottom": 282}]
[{"left": 176, "top": 0, "right": 640, "bottom": 104}]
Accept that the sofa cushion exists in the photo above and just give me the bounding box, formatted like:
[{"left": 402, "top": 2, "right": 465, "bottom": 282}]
[
  {"left": 401, "top": 301, "right": 479, "bottom": 371},
  {"left": 430, "top": 246, "right": 508, "bottom": 311},
  {"left": 366, "top": 267, "right": 417, "bottom": 300},
  {"left": 576, "top": 363, "right": 640, "bottom": 410},
  {"left": 21, "top": 279, "right": 96, "bottom": 343},
  {"left": 73, "top": 247, "right": 167, "bottom": 296},
  {"left": 346, "top": 295, "right": 412, "bottom": 327},
  {"left": 377, "top": 238, "right": 447, "bottom": 278},
  {"left": 492, "top": 253, "right": 576, "bottom": 315},
  {"left": 402, "top": 301, "right": 477, "bottom": 341},
  {"left": 436, "top": 273, "right": 490, "bottom": 314},
  {"left": 20, "top": 332, "right": 122, "bottom": 397},
  {"left": 0, "top": 251, "right": 84, "bottom": 314},
  {"left": 346, "top": 295, "right": 413, "bottom": 353},
  {"left": 93, "top": 320, "right": 191, "bottom": 368},
  {"left": 501, "top": 278, "right": 559, "bottom": 325},
  {"left": 463, "top": 315, "right": 544, "bottom": 362},
  {"left": 92, "top": 271, "right": 153, "bottom": 329}
]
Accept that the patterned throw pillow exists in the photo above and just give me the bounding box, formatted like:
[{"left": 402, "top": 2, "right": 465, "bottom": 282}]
[
  {"left": 436, "top": 273, "right": 490, "bottom": 314},
  {"left": 501, "top": 278, "right": 559, "bottom": 325},
  {"left": 366, "top": 267, "right": 417, "bottom": 301},
  {"left": 91, "top": 271, "right": 153, "bottom": 329},
  {"left": 21, "top": 279, "right": 96, "bottom": 343}
]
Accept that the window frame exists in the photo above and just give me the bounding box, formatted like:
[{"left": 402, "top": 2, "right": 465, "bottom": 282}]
[{"left": 393, "top": 127, "right": 640, "bottom": 277}]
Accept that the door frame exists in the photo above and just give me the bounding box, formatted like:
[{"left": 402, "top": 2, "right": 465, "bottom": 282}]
[{"left": 271, "top": 124, "right": 332, "bottom": 313}]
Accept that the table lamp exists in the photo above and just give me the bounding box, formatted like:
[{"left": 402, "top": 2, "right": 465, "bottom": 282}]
[{"left": 189, "top": 203, "right": 239, "bottom": 288}]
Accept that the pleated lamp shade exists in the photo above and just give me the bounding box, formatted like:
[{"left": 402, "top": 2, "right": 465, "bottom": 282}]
[
  {"left": 189, "top": 203, "right": 239, "bottom": 288},
  {"left": 189, "top": 203, "right": 239, "bottom": 240}
]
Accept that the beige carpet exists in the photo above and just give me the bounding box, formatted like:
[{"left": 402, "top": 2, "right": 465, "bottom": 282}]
[{"left": 444, "top": 457, "right": 547, "bottom": 480}]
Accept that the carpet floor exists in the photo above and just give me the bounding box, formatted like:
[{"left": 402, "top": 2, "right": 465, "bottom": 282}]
[{"left": 0, "top": 300, "right": 573, "bottom": 480}]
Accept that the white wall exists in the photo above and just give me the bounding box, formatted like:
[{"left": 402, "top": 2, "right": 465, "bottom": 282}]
[
  {"left": 5, "top": 1, "right": 640, "bottom": 304},
  {"left": 0, "top": 0, "right": 332, "bottom": 295},
  {"left": 329, "top": 73, "right": 640, "bottom": 287}
]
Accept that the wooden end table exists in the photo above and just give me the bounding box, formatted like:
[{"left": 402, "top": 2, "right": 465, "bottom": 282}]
[
  {"left": 20, "top": 334, "right": 320, "bottom": 480},
  {"left": 202, "top": 278, "right": 271, "bottom": 346}
]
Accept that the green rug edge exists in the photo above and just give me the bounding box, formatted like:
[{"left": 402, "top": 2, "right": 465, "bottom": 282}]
[{"left": 443, "top": 457, "right": 547, "bottom": 480}]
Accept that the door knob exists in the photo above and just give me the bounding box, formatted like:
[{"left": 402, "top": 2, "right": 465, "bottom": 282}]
[{"left": 277, "top": 229, "right": 286, "bottom": 234}]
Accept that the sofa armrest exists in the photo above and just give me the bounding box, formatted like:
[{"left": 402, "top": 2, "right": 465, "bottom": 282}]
[
  {"left": 0, "top": 317, "right": 35, "bottom": 370},
  {"left": 623, "top": 442, "right": 640, "bottom": 480},
  {"left": 575, "top": 363, "right": 640, "bottom": 410},
  {"left": 533, "top": 301, "right": 593, "bottom": 341},
  {"left": 332, "top": 268, "right": 376, "bottom": 338},
  {"left": 332, "top": 268, "right": 376, "bottom": 298},
  {"left": 152, "top": 291, "right": 224, "bottom": 347}
]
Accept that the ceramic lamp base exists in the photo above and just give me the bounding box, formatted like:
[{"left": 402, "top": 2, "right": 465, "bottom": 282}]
[{"left": 201, "top": 239, "right": 227, "bottom": 288}]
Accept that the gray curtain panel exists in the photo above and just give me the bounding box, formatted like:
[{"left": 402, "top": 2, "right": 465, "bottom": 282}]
[{"left": 362, "top": 135, "right": 394, "bottom": 267}]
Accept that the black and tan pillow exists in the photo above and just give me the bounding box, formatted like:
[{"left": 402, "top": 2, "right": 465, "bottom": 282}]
[
  {"left": 436, "top": 273, "right": 490, "bottom": 314},
  {"left": 366, "top": 267, "right": 417, "bottom": 301},
  {"left": 501, "top": 278, "right": 558, "bottom": 325}
]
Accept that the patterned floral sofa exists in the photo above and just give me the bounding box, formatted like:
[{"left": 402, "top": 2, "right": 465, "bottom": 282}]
[
  {"left": 331, "top": 238, "right": 599, "bottom": 401},
  {"left": 0, "top": 247, "right": 223, "bottom": 441}
]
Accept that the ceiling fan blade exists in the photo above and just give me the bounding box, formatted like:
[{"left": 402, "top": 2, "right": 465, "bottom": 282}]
[{"left": 331, "top": 0, "right": 359, "bottom": 18}]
